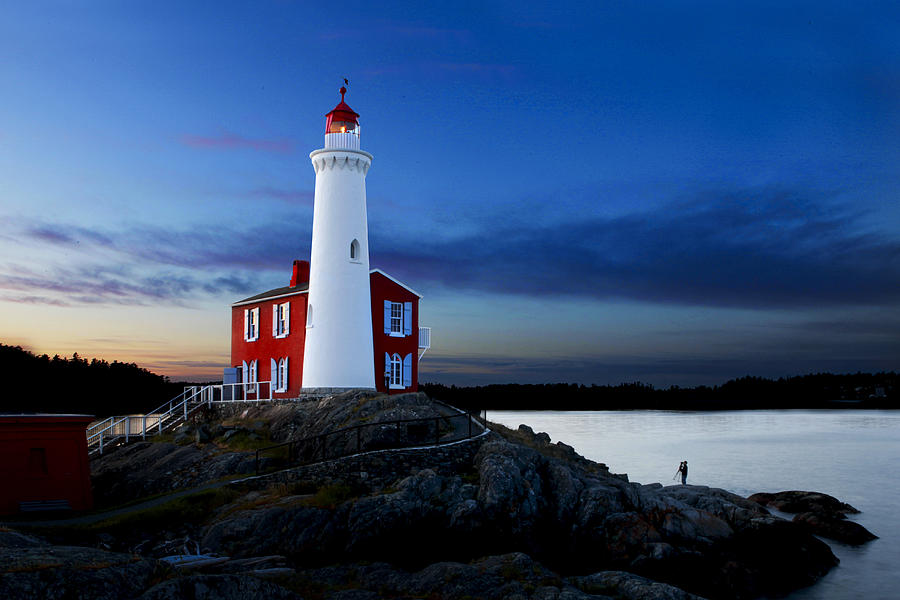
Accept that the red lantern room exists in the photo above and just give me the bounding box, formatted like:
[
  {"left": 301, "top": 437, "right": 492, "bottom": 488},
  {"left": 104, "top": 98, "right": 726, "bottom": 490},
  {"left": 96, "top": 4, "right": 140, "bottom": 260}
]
[{"left": 325, "top": 86, "right": 360, "bottom": 135}]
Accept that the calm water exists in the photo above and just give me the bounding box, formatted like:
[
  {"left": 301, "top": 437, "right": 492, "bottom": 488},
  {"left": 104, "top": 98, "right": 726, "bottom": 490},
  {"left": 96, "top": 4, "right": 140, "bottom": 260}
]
[{"left": 489, "top": 410, "right": 899, "bottom": 600}]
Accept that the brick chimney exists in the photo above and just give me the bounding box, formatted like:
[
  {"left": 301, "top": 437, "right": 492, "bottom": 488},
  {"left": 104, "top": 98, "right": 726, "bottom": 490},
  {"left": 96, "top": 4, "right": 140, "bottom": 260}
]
[{"left": 290, "top": 260, "right": 310, "bottom": 287}]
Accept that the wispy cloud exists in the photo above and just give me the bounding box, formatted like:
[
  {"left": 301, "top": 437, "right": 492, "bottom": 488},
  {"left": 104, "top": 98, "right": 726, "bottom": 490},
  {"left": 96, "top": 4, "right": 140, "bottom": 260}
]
[
  {"left": 371, "top": 186, "right": 900, "bottom": 309},
  {"left": 180, "top": 132, "right": 295, "bottom": 154},
  {"left": 9, "top": 184, "right": 900, "bottom": 310},
  {"left": 20, "top": 221, "right": 309, "bottom": 271},
  {"left": 27, "top": 225, "right": 113, "bottom": 247},
  {"left": 1, "top": 294, "right": 69, "bottom": 306},
  {"left": 0, "top": 263, "right": 263, "bottom": 306},
  {"left": 7, "top": 219, "right": 298, "bottom": 305}
]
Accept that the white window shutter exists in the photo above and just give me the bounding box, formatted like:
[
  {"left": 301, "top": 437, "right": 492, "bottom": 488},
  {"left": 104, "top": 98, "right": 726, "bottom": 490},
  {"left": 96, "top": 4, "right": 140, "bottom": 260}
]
[
  {"left": 403, "top": 302, "right": 412, "bottom": 336},
  {"left": 242, "top": 360, "right": 248, "bottom": 384},
  {"left": 272, "top": 305, "right": 278, "bottom": 336},
  {"left": 253, "top": 308, "right": 260, "bottom": 340},
  {"left": 244, "top": 309, "right": 249, "bottom": 341},
  {"left": 384, "top": 352, "right": 390, "bottom": 378},
  {"left": 283, "top": 356, "right": 289, "bottom": 390},
  {"left": 271, "top": 358, "right": 277, "bottom": 389},
  {"left": 403, "top": 353, "right": 412, "bottom": 387},
  {"left": 383, "top": 300, "right": 391, "bottom": 334},
  {"left": 284, "top": 302, "right": 290, "bottom": 335}
]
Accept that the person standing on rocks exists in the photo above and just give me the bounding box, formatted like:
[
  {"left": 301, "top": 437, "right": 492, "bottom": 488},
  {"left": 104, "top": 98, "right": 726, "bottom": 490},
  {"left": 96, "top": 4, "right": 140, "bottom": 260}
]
[{"left": 676, "top": 460, "right": 688, "bottom": 484}]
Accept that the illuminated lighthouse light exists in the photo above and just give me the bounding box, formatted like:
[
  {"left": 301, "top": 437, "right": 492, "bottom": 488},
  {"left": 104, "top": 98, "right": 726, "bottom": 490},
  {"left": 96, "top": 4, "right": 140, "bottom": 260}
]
[{"left": 324, "top": 86, "right": 361, "bottom": 150}]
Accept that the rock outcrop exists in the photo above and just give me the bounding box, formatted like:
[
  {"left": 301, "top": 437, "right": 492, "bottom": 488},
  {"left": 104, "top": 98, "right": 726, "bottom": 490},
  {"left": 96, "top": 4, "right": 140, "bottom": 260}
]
[
  {"left": 295, "top": 552, "right": 705, "bottom": 600},
  {"left": 0, "top": 543, "right": 164, "bottom": 600},
  {"left": 748, "top": 491, "right": 859, "bottom": 515},
  {"left": 748, "top": 490, "right": 877, "bottom": 545},
  {"left": 139, "top": 574, "right": 301, "bottom": 600},
  {"left": 7, "top": 394, "right": 868, "bottom": 600},
  {"left": 91, "top": 440, "right": 257, "bottom": 507},
  {"left": 201, "top": 434, "right": 838, "bottom": 599}
]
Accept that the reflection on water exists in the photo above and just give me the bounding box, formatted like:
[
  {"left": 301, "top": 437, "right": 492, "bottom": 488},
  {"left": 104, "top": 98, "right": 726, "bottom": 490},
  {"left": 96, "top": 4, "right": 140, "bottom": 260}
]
[{"left": 489, "top": 410, "right": 899, "bottom": 600}]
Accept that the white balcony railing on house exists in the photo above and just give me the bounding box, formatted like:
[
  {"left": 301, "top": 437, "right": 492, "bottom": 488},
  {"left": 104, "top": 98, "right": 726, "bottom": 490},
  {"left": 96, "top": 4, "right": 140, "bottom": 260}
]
[{"left": 418, "top": 326, "right": 432, "bottom": 360}]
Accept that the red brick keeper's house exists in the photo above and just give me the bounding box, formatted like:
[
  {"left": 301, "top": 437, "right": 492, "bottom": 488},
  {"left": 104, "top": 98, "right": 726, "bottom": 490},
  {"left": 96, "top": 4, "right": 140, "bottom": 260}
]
[{"left": 230, "top": 259, "right": 430, "bottom": 397}]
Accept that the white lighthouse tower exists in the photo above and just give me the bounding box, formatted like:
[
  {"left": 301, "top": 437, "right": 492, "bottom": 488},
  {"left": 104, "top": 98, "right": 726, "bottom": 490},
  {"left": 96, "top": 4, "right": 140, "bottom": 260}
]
[{"left": 302, "top": 87, "right": 376, "bottom": 391}]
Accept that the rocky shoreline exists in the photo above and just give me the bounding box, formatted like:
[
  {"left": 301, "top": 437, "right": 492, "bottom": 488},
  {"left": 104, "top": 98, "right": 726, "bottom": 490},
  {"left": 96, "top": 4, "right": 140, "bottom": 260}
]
[{"left": 0, "top": 392, "right": 877, "bottom": 599}]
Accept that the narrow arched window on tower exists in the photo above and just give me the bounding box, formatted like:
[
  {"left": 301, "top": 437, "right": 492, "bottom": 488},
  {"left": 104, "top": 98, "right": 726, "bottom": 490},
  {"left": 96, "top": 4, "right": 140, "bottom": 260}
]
[
  {"left": 350, "top": 238, "right": 360, "bottom": 261},
  {"left": 306, "top": 304, "right": 313, "bottom": 328}
]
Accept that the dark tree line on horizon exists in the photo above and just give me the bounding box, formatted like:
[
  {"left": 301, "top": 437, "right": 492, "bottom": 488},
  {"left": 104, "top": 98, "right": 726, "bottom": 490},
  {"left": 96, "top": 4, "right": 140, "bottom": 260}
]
[
  {"left": 421, "top": 372, "right": 898, "bottom": 411},
  {"left": 3, "top": 343, "right": 897, "bottom": 416},
  {"left": 0, "top": 344, "right": 185, "bottom": 418}
]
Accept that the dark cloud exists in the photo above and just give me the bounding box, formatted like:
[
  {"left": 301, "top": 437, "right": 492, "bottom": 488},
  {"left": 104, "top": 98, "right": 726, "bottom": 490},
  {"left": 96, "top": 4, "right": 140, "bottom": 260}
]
[
  {"left": 10, "top": 186, "right": 900, "bottom": 310},
  {"left": 22, "top": 221, "right": 309, "bottom": 271},
  {"left": 203, "top": 275, "right": 259, "bottom": 294},
  {"left": 371, "top": 188, "right": 900, "bottom": 309},
  {"left": 26, "top": 224, "right": 114, "bottom": 247},
  {"left": 0, "top": 294, "right": 69, "bottom": 306},
  {"left": 0, "top": 264, "right": 264, "bottom": 306},
  {"left": 10, "top": 218, "right": 305, "bottom": 305},
  {"left": 28, "top": 226, "right": 74, "bottom": 245},
  {"left": 123, "top": 223, "right": 308, "bottom": 271}
]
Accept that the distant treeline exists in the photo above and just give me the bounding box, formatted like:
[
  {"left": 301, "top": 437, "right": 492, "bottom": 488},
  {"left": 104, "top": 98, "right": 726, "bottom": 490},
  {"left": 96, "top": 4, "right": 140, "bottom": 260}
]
[
  {"left": 421, "top": 372, "right": 899, "bottom": 411},
  {"left": 0, "top": 344, "right": 186, "bottom": 418}
]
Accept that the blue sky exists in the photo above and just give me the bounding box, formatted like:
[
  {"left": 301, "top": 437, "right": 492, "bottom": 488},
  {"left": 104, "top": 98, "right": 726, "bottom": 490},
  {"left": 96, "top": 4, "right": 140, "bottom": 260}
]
[{"left": 1, "top": 1, "right": 898, "bottom": 386}]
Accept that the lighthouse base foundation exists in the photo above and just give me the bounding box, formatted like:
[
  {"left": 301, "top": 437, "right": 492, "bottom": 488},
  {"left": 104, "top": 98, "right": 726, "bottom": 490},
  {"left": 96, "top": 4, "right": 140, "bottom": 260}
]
[{"left": 301, "top": 386, "right": 377, "bottom": 398}]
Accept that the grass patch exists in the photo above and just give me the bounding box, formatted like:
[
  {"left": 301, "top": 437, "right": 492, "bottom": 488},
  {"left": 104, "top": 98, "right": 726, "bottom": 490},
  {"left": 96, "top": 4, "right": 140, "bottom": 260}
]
[
  {"left": 460, "top": 470, "right": 480, "bottom": 484},
  {"left": 82, "top": 487, "right": 242, "bottom": 534},
  {"left": 217, "top": 430, "right": 273, "bottom": 451},
  {"left": 4, "top": 562, "right": 63, "bottom": 573},
  {"left": 304, "top": 483, "right": 364, "bottom": 509}
]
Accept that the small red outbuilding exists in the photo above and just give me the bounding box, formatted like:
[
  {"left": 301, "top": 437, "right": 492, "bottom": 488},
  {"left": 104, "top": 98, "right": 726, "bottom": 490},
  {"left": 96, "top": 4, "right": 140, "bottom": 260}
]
[{"left": 0, "top": 414, "right": 94, "bottom": 514}]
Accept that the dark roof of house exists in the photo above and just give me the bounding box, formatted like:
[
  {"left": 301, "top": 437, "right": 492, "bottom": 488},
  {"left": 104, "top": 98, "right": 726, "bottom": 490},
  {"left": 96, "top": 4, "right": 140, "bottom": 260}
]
[
  {"left": 232, "top": 268, "right": 422, "bottom": 307},
  {"left": 233, "top": 282, "right": 309, "bottom": 305}
]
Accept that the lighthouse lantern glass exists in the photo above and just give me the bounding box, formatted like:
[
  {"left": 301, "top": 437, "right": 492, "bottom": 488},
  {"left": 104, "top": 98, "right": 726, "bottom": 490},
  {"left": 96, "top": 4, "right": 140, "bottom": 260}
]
[{"left": 329, "top": 120, "right": 358, "bottom": 134}]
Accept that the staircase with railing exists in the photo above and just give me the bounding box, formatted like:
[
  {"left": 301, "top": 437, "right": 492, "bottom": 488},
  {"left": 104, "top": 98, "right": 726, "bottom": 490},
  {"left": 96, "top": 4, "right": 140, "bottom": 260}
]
[{"left": 87, "top": 381, "right": 273, "bottom": 455}]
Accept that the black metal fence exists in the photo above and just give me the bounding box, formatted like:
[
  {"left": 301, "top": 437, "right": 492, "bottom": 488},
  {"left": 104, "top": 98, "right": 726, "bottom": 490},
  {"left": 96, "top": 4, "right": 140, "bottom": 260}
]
[{"left": 254, "top": 408, "right": 483, "bottom": 475}]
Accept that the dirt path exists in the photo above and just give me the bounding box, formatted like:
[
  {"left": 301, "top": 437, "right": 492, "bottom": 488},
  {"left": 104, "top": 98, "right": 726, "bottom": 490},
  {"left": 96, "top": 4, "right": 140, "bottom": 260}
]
[{"left": 2, "top": 477, "right": 244, "bottom": 528}]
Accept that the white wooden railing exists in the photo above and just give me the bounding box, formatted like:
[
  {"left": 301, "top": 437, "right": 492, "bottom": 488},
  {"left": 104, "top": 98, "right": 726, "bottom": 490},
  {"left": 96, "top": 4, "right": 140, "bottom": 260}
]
[
  {"left": 87, "top": 381, "right": 273, "bottom": 455},
  {"left": 418, "top": 326, "right": 432, "bottom": 360}
]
